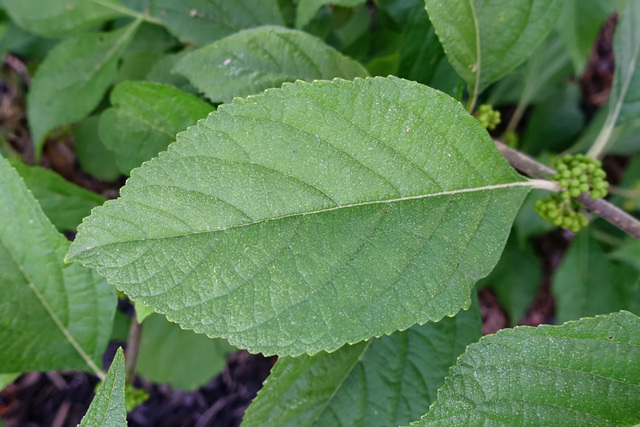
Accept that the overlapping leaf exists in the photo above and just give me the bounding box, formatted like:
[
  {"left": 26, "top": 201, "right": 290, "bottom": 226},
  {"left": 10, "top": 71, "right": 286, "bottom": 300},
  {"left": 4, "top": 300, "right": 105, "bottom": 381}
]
[
  {"left": 78, "top": 348, "right": 127, "bottom": 427},
  {"left": 99, "top": 81, "right": 213, "bottom": 174},
  {"left": 27, "top": 21, "right": 140, "bottom": 157},
  {"left": 553, "top": 230, "right": 640, "bottom": 324},
  {"left": 0, "top": 0, "right": 123, "bottom": 38},
  {"left": 149, "top": 0, "right": 284, "bottom": 47},
  {"left": 68, "top": 76, "right": 531, "bottom": 356},
  {"left": 0, "top": 156, "right": 115, "bottom": 374},
  {"left": 9, "top": 158, "right": 105, "bottom": 232},
  {"left": 243, "top": 297, "right": 481, "bottom": 427},
  {"left": 424, "top": 0, "right": 563, "bottom": 101},
  {"left": 175, "top": 26, "right": 369, "bottom": 104},
  {"left": 136, "top": 314, "right": 235, "bottom": 390},
  {"left": 413, "top": 311, "right": 640, "bottom": 426}
]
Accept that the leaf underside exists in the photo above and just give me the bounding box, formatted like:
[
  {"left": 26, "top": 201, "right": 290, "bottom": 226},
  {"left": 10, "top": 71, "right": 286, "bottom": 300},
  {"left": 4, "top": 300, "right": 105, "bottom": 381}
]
[{"left": 68, "top": 76, "right": 530, "bottom": 356}]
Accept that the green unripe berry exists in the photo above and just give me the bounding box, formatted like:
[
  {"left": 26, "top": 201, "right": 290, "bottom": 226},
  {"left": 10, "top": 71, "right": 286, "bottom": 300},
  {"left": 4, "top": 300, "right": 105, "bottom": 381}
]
[
  {"left": 559, "top": 179, "right": 569, "bottom": 188},
  {"left": 579, "top": 183, "right": 590, "bottom": 193},
  {"left": 561, "top": 191, "right": 571, "bottom": 200}
]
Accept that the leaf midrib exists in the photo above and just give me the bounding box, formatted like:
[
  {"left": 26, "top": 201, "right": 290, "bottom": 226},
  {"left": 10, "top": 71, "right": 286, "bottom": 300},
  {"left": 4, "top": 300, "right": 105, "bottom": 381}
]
[
  {"left": 73, "top": 181, "right": 533, "bottom": 254},
  {"left": 0, "top": 232, "right": 104, "bottom": 378}
]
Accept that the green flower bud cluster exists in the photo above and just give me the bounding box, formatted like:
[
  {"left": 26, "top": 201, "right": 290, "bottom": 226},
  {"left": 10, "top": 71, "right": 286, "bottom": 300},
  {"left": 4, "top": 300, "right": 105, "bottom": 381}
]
[
  {"left": 535, "top": 198, "right": 589, "bottom": 232},
  {"left": 534, "top": 154, "right": 609, "bottom": 233},
  {"left": 552, "top": 154, "right": 609, "bottom": 200},
  {"left": 475, "top": 104, "right": 501, "bottom": 130}
]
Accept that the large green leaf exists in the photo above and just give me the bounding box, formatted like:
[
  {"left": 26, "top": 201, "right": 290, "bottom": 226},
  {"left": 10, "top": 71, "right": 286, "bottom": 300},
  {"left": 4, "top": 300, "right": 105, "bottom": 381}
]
[
  {"left": 0, "top": 0, "right": 123, "bottom": 38},
  {"left": 553, "top": 230, "right": 640, "bottom": 324},
  {"left": 98, "top": 81, "right": 213, "bottom": 175},
  {"left": 67, "top": 76, "right": 532, "bottom": 356},
  {"left": 243, "top": 296, "right": 481, "bottom": 427},
  {"left": 27, "top": 21, "right": 140, "bottom": 158},
  {"left": 424, "top": 0, "right": 563, "bottom": 104},
  {"left": 137, "top": 314, "right": 235, "bottom": 391},
  {"left": 413, "top": 311, "right": 640, "bottom": 426},
  {"left": 149, "top": 0, "right": 284, "bottom": 47},
  {"left": 78, "top": 347, "right": 127, "bottom": 427},
  {"left": 555, "top": 0, "right": 615, "bottom": 75},
  {"left": 295, "top": 0, "right": 367, "bottom": 29},
  {"left": 0, "top": 155, "right": 115, "bottom": 373},
  {"left": 175, "top": 26, "right": 369, "bottom": 104},
  {"left": 8, "top": 157, "right": 105, "bottom": 232}
]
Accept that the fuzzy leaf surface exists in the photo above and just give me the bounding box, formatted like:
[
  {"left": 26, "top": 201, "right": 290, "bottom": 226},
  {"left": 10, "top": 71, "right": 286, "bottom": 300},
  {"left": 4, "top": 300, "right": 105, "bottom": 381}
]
[
  {"left": 27, "top": 22, "right": 139, "bottom": 157},
  {"left": 0, "top": 156, "right": 115, "bottom": 373},
  {"left": 149, "top": 0, "right": 284, "bottom": 47},
  {"left": 68, "top": 76, "right": 531, "bottom": 356},
  {"left": 424, "top": 0, "right": 563, "bottom": 97},
  {"left": 0, "top": 0, "right": 123, "bottom": 38},
  {"left": 175, "top": 26, "right": 369, "bottom": 104},
  {"left": 78, "top": 347, "right": 127, "bottom": 427},
  {"left": 99, "top": 81, "right": 213, "bottom": 175},
  {"left": 413, "top": 311, "right": 640, "bottom": 426},
  {"left": 242, "top": 296, "right": 481, "bottom": 427}
]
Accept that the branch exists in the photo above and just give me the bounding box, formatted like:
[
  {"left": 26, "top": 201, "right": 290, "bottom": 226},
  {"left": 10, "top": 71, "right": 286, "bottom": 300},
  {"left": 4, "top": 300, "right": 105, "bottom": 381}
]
[{"left": 494, "top": 140, "right": 640, "bottom": 240}]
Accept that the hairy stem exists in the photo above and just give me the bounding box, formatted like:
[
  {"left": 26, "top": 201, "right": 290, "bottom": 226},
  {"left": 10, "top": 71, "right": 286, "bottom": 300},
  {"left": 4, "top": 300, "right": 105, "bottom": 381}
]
[
  {"left": 494, "top": 140, "right": 640, "bottom": 240},
  {"left": 125, "top": 313, "right": 143, "bottom": 386}
]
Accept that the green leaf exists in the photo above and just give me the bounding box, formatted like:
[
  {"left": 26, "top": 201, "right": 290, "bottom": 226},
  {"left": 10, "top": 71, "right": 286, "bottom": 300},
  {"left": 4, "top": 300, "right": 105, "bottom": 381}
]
[
  {"left": 134, "top": 300, "right": 155, "bottom": 323},
  {"left": 413, "top": 311, "right": 640, "bottom": 426},
  {"left": 8, "top": 157, "right": 105, "bottom": 232},
  {"left": 395, "top": 2, "right": 451, "bottom": 88},
  {"left": 608, "top": 0, "right": 640, "bottom": 126},
  {"left": 0, "top": 373, "right": 19, "bottom": 391},
  {"left": 27, "top": 21, "right": 140, "bottom": 158},
  {"left": 136, "top": 314, "right": 235, "bottom": 390},
  {"left": 98, "top": 81, "right": 213, "bottom": 175},
  {"left": 553, "top": 230, "right": 640, "bottom": 324},
  {"left": 424, "top": 0, "right": 564, "bottom": 103},
  {"left": 149, "top": 0, "right": 284, "bottom": 47},
  {"left": 0, "top": 0, "right": 123, "bottom": 38},
  {"left": 588, "top": 0, "right": 640, "bottom": 157},
  {"left": 555, "top": 0, "right": 615, "bottom": 75},
  {"left": 79, "top": 347, "right": 127, "bottom": 427},
  {"left": 243, "top": 296, "right": 481, "bottom": 427},
  {"left": 610, "top": 239, "right": 640, "bottom": 272},
  {"left": 295, "top": 0, "right": 367, "bottom": 29},
  {"left": 482, "top": 235, "right": 540, "bottom": 326},
  {"left": 175, "top": 26, "right": 369, "bottom": 104},
  {"left": 67, "top": 76, "right": 531, "bottom": 357},
  {"left": 520, "top": 82, "right": 584, "bottom": 154},
  {"left": 0, "top": 155, "right": 115, "bottom": 374},
  {"left": 74, "top": 116, "right": 121, "bottom": 182}
]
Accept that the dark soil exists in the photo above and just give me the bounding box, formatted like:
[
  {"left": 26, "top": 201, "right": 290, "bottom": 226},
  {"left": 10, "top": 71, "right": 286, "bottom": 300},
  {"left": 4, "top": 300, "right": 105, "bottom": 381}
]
[{"left": 0, "top": 12, "right": 619, "bottom": 427}]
